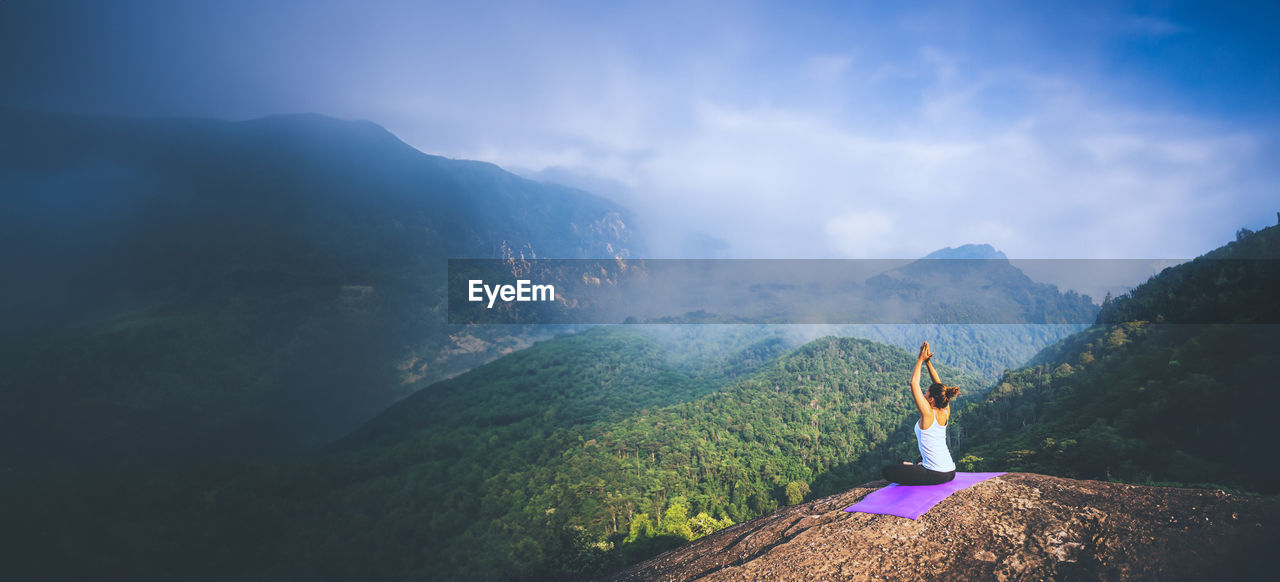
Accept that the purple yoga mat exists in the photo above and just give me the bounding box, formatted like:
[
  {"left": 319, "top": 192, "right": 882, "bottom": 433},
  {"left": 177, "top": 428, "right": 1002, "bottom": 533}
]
[{"left": 843, "top": 472, "right": 1006, "bottom": 519}]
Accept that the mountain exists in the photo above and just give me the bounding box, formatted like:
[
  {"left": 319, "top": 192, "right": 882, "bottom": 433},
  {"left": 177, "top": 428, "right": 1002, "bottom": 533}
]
[
  {"left": 4, "top": 330, "right": 980, "bottom": 581},
  {"left": 0, "top": 108, "right": 1089, "bottom": 470},
  {"left": 610, "top": 473, "right": 1274, "bottom": 581},
  {"left": 0, "top": 107, "right": 1096, "bottom": 470},
  {"left": 826, "top": 246, "right": 1098, "bottom": 379},
  {"left": 604, "top": 223, "right": 1280, "bottom": 579},
  {"left": 9, "top": 107, "right": 1272, "bottom": 581},
  {"left": 584, "top": 247, "right": 1097, "bottom": 328},
  {"left": 0, "top": 109, "right": 637, "bottom": 464},
  {"left": 1096, "top": 223, "right": 1280, "bottom": 325},
  {"left": 952, "top": 221, "right": 1280, "bottom": 493},
  {"left": 9, "top": 217, "right": 1276, "bottom": 580},
  {"left": 624, "top": 243, "right": 1098, "bottom": 381},
  {"left": 865, "top": 247, "right": 1097, "bottom": 325},
  {"left": 119, "top": 334, "right": 973, "bottom": 582},
  {"left": 922, "top": 243, "right": 1009, "bottom": 260}
]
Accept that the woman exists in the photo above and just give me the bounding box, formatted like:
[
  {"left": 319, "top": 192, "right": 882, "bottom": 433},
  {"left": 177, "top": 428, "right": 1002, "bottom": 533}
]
[{"left": 882, "top": 341, "right": 960, "bottom": 486}]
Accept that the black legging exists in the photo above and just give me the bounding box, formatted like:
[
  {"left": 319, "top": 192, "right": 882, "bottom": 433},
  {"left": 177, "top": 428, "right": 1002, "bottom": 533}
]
[{"left": 882, "top": 463, "right": 956, "bottom": 486}]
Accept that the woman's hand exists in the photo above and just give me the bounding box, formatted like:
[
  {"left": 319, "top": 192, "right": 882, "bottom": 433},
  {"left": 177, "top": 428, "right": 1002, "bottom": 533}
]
[{"left": 918, "top": 342, "right": 930, "bottom": 362}]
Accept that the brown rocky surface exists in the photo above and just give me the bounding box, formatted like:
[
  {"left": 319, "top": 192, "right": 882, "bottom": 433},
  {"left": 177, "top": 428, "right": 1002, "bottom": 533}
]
[{"left": 606, "top": 473, "right": 1277, "bottom": 581}]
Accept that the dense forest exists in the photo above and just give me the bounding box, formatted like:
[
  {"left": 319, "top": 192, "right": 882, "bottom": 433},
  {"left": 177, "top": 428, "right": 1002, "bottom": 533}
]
[
  {"left": 198, "top": 332, "right": 980, "bottom": 581},
  {"left": 954, "top": 223, "right": 1280, "bottom": 494},
  {"left": 191, "top": 220, "right": 1274, "bottom": 580},
  {"left": 5, "top": 108, "right": 1276, "bottom": 581},
  {"left": 811, "top": 323, "right": 1088, "bottom": 381},
  {"left": 7, "top": 214, "right": 1277, "bottom": 579},
  {"left": 630, "top": 322, "right": 1085, "bottom": 383},
  {"left": 4, "top": 326, "right": 982, "bottom": 581}
]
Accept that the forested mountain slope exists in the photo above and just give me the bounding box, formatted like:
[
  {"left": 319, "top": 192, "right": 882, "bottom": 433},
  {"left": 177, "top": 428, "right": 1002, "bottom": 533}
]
[
  {"left": 0, "top": 110, "right": 636, "bottom": 462},
  {"left": 954, "top": 221, "right": 1280, "bottom": 494},
  {"left": 101, "top": 332, "right": 976, "bottom": 582}
]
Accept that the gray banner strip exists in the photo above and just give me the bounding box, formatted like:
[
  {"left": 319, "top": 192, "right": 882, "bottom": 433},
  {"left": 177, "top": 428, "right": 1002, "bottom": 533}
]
[{"left": 447, "top": 258, "right": 1277, "bottom": 325}]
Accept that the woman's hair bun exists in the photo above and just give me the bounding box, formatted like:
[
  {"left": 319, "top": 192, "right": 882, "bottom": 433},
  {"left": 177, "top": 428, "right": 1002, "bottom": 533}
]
[{"left": 927, "top": 383, "right": 960, "bottom": 408}]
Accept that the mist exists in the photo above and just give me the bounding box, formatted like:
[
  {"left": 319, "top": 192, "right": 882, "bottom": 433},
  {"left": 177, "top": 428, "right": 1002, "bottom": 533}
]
[{"left": 4, "top": 1, "right": 1278, "bottom": 284}]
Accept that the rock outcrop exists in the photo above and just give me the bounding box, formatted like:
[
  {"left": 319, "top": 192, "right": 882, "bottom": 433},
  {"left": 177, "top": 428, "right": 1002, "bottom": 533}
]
[{"left": 608, "top": 473, "right": 1277, "bottom": 581}]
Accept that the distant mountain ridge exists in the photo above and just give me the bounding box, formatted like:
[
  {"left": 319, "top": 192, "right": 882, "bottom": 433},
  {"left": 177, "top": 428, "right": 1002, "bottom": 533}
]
[
  {"left": 922, "top": 243, "right": 1009, "bottom": 260},
  {"left": 866, "top": 246, "right": 1097, "bottom": 325},
  {"left": 0, "top": 109, "right": 638, "bottom": 463}
]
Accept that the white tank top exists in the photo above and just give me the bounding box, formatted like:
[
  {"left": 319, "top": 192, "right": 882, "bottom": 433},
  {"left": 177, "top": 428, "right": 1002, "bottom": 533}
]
[{"left": 915, "top": 409, "right": 955, "bottom": 472}]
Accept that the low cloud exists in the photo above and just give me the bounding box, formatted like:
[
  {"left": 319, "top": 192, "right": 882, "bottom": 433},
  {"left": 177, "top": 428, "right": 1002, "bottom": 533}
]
[
  {"left": 13, "top": 2, "right": 1271, "bottom": 263},
  {"left": 455, "top": 51, "right": 1272, "bottom": 261}
]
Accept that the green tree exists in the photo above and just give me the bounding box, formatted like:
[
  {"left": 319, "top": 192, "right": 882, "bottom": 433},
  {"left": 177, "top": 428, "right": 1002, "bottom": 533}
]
[
  {"left": 688, "top": 512, "right": 733, "bottom": 539},
  {"left": 660, "top": 500, "right": 694, "bottom": 541},
  {"left": 624, "top": 513, "right": 654, "bottom": 543},
  {"left": 784, "top": 481, "right": 810, "bottom": 505}
]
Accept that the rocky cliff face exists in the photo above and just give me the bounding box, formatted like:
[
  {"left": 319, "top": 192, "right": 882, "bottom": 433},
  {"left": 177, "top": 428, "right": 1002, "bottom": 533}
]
[{"left": 608, "top": 473, "right": 1276, "bottom": 581}]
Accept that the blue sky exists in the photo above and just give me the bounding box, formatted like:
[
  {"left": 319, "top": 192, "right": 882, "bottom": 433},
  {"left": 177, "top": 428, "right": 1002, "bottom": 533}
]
[{"left": 4, "top": 0, "right": 1278, "bottom": 260}]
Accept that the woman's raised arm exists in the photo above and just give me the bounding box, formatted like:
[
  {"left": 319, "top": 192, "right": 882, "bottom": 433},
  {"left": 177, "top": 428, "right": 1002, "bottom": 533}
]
[
  {"left": 911, "top": 343, "right": 933, "bottom": 423},
  {"left": 925, "top": 351, "right": 942, "bottom": 385}
]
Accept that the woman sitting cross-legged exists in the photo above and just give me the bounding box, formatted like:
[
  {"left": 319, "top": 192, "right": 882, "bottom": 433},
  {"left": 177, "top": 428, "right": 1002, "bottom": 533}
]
[{"left": 882, "top": 341, "right": 960, "bottom": 486}]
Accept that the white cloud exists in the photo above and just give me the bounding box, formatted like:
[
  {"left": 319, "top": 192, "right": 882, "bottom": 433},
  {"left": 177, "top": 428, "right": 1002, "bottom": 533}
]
[
  {"left": 445, "top": 65, "right": 1269, "bottom": 260},
  {"left": 825, "top": 211, "right": 897, "bottom": 258},
  {"left": 367, "top": 4, "right": 1275, "bottom": 262},
  {"left": 14, "top": 1, "right": 1276, "bottom": 264}
]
